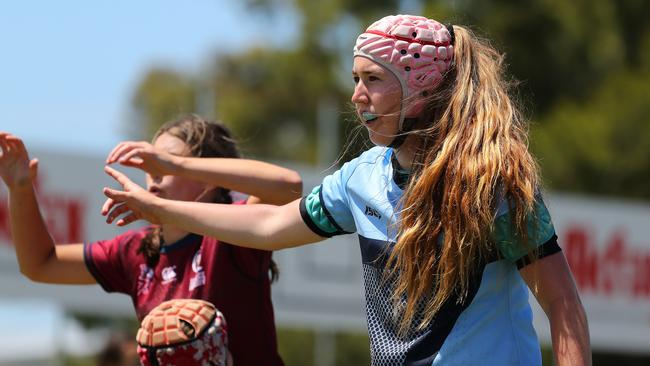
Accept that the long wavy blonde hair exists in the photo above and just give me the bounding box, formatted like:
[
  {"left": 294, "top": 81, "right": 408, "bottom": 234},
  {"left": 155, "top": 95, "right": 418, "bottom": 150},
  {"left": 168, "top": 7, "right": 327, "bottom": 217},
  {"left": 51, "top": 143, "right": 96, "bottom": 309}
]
[{"left": 386, "top": 26, "right": 540, "bottom": 335}]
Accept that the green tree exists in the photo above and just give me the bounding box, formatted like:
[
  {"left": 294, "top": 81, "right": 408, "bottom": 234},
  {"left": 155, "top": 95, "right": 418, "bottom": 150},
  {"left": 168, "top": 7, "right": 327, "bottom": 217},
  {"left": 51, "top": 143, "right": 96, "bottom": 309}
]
[
  {"left": 131, "top": 68, "right": 197, "bottom": 139},
  {"left": 209, "top": 47, "right": 344, "bottom": 163},
  {"left": 129, "top": 0, "right": 650, "bottom": 196},
  {"left": 423, "top": 0, "right": 650, "bottom": 113},
  {"left": 532, "top": 69, "right": 650, "bottom": 200}
]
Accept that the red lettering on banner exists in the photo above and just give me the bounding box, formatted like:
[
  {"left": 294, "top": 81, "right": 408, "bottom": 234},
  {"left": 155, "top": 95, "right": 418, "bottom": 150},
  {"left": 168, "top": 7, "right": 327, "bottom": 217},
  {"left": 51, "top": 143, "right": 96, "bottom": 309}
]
[
  {"left": 564, "top": 225, "right": 650, "bottom": 299},
  {"left": 601, "top": 232, "right": 624, "bottom": 295},
  {"left": 633, "top": 255, "right": 650, "bottom": 297},
  {"left": 67, "top": 201, "right": 84, "bottom": 243},
  {"left": 0, "top": 175, "right": 86, "bottom": 246},
  {"left": 40, "top": 195, "right": 86, "bottom": 244},
  {"left": 564, "top": 227, "right": 598, "bottom": 290}
]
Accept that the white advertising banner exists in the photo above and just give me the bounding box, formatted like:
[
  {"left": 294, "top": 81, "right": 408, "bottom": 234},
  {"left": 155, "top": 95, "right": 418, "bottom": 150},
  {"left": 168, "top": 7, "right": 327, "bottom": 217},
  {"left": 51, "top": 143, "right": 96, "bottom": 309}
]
[
  {"left": 0, "top": 150, "right": 648, "bottom": 353},
  {"left": 532, "top": 194, "right": 650, "bottom": 353},
  {"left": 0, "top": 149, "right": 139, "bottom": 315}
]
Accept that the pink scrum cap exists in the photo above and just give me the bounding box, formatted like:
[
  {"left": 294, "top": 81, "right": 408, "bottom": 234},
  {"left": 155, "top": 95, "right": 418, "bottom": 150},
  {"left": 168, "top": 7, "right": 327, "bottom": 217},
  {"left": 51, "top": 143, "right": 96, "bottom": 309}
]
[{"left": 354, "top": 15, "right": 454, "bottom": 124}]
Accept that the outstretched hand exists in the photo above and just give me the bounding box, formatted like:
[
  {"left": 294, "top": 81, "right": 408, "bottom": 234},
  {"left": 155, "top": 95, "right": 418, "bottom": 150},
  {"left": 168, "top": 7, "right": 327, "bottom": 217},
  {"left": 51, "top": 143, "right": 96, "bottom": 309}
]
[
  {"left": 106, "top": 141, "right": 179, "bottom": 177},
  {"left": 0, "top": 132, "right": 39, "bottom": 190},
  {"left": 102, "top": 166, "right": 162, "bottom": 226}
]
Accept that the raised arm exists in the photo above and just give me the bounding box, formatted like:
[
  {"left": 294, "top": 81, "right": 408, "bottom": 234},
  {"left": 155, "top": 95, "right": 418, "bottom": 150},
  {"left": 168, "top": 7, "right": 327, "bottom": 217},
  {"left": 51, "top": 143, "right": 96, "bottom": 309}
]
[
  {"left": 106, "top": 141, "right": 302, "bottom": 205},
  {"left": 0, "top": 133, "right": 94, "bottom": 284},
  {"left": 520, "top": 252, "right": 592, "bottom": 366},
  {"left": 102, "top": 166, "right": 322, "bottom": 250}
]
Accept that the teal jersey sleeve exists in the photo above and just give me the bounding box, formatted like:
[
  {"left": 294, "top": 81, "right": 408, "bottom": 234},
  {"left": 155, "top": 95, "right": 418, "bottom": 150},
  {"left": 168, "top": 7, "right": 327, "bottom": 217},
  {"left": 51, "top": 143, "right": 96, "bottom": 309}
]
[
  {"left": 299, "top": 160, "right": 359, "bottom": 237},
  {"left": 492, "top": 195, "right": 556, "bottom": 263},
  {"left": 299, "top": 185, "right": 349, "bottom": 237}
]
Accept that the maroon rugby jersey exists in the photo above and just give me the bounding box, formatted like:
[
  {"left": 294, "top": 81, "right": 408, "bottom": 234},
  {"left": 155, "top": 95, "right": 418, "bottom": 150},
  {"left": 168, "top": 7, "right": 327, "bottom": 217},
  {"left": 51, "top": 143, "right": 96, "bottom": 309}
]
[{"left": 84, "top": 228, "right": 283, "bottom": 366}]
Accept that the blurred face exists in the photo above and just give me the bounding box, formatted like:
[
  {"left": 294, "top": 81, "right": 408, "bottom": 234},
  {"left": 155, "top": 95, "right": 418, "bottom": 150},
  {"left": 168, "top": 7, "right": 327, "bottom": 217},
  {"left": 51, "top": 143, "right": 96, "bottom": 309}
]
[
  {"left": 351, "top": 56, "right": 403, "bottom": 146},
  {"left": 146, "top": 132, "right": 211, "bottom": 202}
]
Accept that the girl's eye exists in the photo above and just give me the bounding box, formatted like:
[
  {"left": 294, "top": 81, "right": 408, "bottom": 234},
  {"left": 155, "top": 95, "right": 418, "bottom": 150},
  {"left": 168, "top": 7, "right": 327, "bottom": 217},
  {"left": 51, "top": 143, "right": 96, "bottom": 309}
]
[
  {"left": 353, "top": 76, "right": 360, "bottom": 83},
  {"left": 368, "top": 76, "right": 379, "bottom": 81}
]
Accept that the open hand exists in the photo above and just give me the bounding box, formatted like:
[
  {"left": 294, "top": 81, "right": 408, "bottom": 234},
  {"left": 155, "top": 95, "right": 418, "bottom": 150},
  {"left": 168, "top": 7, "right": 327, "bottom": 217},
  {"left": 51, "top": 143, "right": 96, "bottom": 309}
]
[
  {"left": 102, "top": 166, "right": 162, "bottom": 226},
  {"left": 0, "top": 132, "right": 38, "bottom": 190},
  {"left": 106, "top": 141, "right": 179, "bottom": 177}
]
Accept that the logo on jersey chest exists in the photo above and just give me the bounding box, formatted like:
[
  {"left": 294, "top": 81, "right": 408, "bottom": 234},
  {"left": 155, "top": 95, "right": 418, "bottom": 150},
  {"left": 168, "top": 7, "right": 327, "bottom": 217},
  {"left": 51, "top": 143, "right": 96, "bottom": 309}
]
[
  {"left": 189, "top": 250, "right": 206, "bottom": 291},
  {"left": 137, "top": 264, "right": 154, "bottom": 295},
  {"left": 365, "top": 205, "right": 382, "bottom": 220},
  {"left": 161, "top": 265, "right": 177, "bottom": 284}
]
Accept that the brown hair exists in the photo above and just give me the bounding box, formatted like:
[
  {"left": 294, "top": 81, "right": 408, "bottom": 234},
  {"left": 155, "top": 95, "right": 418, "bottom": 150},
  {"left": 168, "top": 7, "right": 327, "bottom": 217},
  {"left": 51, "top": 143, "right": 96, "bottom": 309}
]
[
  {"left": 386, "top": 26, "right": 539, "bottom": 335},
  {"left": 139, "top": 114, "right": 279, "bottom": 281}
]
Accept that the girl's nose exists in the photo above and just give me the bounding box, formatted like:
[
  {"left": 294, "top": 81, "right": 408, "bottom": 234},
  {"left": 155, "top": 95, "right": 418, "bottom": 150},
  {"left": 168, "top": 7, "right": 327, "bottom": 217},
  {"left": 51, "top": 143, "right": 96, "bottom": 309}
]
[{"left": 351, "top": 82, "right": 368, "bottom": 104}]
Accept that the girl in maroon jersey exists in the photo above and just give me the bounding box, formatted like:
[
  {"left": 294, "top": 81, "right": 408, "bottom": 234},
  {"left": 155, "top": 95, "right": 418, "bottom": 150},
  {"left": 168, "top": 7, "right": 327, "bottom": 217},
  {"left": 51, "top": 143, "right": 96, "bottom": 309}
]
[{"left": 0, "top": 114, "right": 297, "bottom": 365}]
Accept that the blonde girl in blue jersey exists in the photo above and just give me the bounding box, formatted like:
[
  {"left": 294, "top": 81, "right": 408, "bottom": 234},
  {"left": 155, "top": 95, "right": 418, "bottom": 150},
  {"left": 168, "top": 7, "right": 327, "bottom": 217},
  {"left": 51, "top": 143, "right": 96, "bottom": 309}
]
[{"left": 97, "top": 14, "right": 591, "bottom": 366}]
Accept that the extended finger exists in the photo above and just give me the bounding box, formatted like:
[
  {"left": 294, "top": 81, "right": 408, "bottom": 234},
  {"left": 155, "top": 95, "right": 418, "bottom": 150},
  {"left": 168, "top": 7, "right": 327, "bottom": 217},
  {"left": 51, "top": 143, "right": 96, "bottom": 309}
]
[
  {"left": 103, "top": 186, "right": 130, "bottom": 202},
  {"left": 6, "top": 136, "right": 28, "bottom": 158},
  {"left": 117, "top": 212, "right": 140, "bottom": 227},
  {"left": 0, "top": 133, "right": 16, "bottom": 152},
  {"left": 106, "top": 143, "right": 122, "bottom": 164},
  {"left": 101, "top": 197, "right": 116, "bottom": 216},
  {"left": 105, "top": 202, "right": 131, "bottom": 224},
  {"left": 104, "top": 166, "right": 134, "bottom": 187},
  {"left": 0, "top": 132, "right": 9, "bottom": 149},
  {"left": 114, "top": 143, "right": 146, "bottom": 164},
  {"left": 117, "top": 141, "right": 149, "bottom": 164},
  {"left": 108, "top": 141, "right": 147, "bottom": 164},
  {"left": 118, "top": 148, "right": 145, "bottom": 165},
  {"left": 4, "top": 139, "right": 23, "bottom": 159},
  {"left": 107, "top": 142, "right": 134, "bottom": 164},
  {"left": 28, "top": 158, "right": 39, "bottom": 179},
  {"left": 0, "top": 136, "right": 9, "bottom": 156},
  {"left": 106, "top": 142, "right": 125, "bottom": 163},
  {"left": 5, "top": 139, "right": 19, "bottom": 156}
]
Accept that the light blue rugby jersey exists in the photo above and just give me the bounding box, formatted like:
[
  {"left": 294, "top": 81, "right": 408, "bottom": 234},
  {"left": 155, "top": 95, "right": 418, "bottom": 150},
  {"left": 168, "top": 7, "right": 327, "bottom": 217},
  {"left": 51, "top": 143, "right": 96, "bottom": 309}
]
[{"left": 299, "top": 146, "right": 561, "bottom": 366}]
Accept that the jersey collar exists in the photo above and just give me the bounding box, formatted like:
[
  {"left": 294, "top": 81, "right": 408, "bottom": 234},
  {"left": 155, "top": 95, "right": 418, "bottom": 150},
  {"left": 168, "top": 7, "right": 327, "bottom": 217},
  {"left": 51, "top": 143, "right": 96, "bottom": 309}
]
[
  {"left": 390, "top": 149, "right": 411, "bottom": 190},
  {"left": 159, "top": 233, "right": 202, "bottom": 253}
]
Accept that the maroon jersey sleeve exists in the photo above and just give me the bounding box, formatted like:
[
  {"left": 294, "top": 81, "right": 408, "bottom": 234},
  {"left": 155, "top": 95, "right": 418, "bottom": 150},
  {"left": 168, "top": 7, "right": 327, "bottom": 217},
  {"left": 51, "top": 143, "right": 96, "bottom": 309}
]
[{"left": 84, "top": 230, "right": 144, "bottom": 294}]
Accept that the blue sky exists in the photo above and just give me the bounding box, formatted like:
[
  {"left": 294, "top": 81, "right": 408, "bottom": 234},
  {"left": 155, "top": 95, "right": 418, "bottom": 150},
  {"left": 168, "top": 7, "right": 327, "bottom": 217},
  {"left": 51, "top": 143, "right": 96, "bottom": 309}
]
[{"left": 0, "top": 0, "right": 298, "bottom": 156}]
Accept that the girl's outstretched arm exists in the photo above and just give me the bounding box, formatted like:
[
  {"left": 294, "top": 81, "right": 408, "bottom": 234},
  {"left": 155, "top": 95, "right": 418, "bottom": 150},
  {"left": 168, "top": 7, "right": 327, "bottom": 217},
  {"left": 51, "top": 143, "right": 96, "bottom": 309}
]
[
  {"left": 520, "top": 252, "right": 592, "bottom": 366},
  {"left": 102, "top": 166, "right": 322, "bottom": 250},
  {"left": 0, "top": 132, "right": 94, "bottom": 284},
  {"left": 106, "top": 141, "right": 302, "bottom": 205}
]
